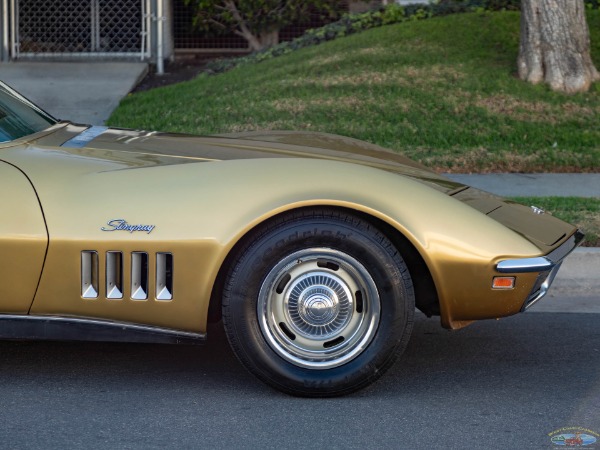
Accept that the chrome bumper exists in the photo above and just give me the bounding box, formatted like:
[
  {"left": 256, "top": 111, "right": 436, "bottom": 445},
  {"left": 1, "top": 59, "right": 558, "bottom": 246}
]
[{"left": 495, "top": 231, "right": 584, "bottom": 311}]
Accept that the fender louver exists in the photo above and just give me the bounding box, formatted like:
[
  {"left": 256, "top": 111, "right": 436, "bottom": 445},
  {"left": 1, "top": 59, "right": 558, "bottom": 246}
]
[{"left": 81, "top": 251, "right": 173, "bottom": 301}]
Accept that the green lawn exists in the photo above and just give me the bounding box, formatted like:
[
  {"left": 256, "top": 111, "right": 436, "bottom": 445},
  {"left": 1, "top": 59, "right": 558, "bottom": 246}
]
[
  {"left": 511, "top": 197, "right": 600, "bottom": 247},
  {"left": 109, "top": 11, "right": 600, "bottom": 173}
]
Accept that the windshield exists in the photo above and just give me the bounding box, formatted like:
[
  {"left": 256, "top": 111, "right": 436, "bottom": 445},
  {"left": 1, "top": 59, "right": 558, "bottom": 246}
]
[{"left": 0, "top": 81, "right": 57, "bottom": 143}]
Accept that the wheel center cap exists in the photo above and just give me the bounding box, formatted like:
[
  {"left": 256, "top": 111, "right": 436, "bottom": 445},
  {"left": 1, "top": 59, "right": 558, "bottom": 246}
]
[
  {"left": 298, "top": 287, "right": 338, "bottom": 326},
  {"left": 285, "top": 271, "right": 353, "bottom": 338}
]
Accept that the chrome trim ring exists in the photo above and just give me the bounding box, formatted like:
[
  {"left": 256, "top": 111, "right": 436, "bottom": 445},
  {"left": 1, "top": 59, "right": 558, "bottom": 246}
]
[{"left": 257, "top": 248, "right": 381, "bottom": 370}]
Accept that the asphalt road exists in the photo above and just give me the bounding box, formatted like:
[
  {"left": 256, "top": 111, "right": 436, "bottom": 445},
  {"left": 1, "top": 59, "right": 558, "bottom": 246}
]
[{"left": 1, "top": 310, "right": 598, "bottom": 450}]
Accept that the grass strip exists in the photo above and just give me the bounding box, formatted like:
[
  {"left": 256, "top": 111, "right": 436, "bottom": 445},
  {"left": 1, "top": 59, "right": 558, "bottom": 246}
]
[{"left": 109, "top": 11, "right": 600, "bottom": 173}]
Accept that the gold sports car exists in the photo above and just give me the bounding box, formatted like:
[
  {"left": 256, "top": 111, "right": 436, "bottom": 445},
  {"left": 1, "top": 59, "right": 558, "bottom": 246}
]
[{"left": 0, "top": 81, "right": 583, "bottom": 397}]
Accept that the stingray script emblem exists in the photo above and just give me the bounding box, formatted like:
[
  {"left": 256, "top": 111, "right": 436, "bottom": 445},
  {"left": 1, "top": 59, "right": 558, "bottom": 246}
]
[{"left": 101, "top": 219, "right": 155, "bottom": 234}]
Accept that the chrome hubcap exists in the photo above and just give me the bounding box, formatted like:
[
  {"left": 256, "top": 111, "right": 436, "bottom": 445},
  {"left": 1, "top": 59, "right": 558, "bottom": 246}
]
[
  {"left": 258, "top": 248, "right": 381, "bottom": 369},
  {"left": 288, "top": 272, "right": 352, "bottom": 337}
]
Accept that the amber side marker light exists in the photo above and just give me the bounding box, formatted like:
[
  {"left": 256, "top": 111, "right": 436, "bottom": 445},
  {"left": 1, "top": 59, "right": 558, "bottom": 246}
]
[{"left": 492, "top": 276, "right": 516, "bottom": 289}]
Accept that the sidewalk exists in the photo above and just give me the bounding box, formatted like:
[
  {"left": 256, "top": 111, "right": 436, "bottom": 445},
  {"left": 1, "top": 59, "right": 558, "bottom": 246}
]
[
  {"left": 0, "top": 61, "right": 147, "bottom": 125},
  {"left": 445, "top": 173, "right": 600, "bottom": 198}
]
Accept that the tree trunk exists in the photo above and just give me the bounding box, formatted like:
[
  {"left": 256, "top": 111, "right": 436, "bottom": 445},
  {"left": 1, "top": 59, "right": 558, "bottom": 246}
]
[
  {"left": 238, "top": 27, "right": 263, "bottom": 52},
  {"left": 258, "top": 30, "right": 279, "bottom": 50},
  {"left": 236, "top": 28, "right": 279, "bottom": 52},
  {"left": 518, "top": 0, "right": 599, "bottom": 93},
  {"left": 224, "top": 0, "right": 280, "bottom": 52}
]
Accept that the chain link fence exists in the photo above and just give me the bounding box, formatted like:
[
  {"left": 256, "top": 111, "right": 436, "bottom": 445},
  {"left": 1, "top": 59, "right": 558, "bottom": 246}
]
[
  {"left": 16, "top": 0, "right": 144, "bottom": 57},
  {"left": 5, "top": 0, "right": 373, "bottom": 61},
  {"left": 173, "top": 0, "right": 349, "bottom": 55}
]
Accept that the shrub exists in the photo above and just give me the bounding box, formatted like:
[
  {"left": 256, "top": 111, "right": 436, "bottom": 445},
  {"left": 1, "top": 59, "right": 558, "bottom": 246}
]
[{"left": 203, "top": 0, "right": 599, "bottom": 75}]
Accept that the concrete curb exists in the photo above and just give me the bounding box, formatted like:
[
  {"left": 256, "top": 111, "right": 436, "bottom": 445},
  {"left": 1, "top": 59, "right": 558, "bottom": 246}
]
[{"left": 553, "top": 247, "right": 600, "bottom": 290}]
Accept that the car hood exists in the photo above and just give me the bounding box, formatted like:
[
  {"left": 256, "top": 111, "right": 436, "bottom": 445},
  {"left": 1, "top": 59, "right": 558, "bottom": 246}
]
[{"left": 33, "top": 123, "right": 466, "bottom": 195}]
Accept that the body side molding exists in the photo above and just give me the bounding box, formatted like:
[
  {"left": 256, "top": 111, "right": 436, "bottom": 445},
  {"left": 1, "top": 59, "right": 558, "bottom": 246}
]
[{"left": 0, "top": 315, "right": 205, "bottom": 345}]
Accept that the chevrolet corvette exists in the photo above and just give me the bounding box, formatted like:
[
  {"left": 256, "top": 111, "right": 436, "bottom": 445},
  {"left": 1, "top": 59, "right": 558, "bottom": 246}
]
[{"left": 0, "top": 80, "right": 583, "bottom": 396}]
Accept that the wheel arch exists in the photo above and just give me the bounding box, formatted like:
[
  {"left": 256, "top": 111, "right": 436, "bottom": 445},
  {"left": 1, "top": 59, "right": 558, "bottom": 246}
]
[{"left": 207, "top": 205, "right": 439, "bottom": 323}]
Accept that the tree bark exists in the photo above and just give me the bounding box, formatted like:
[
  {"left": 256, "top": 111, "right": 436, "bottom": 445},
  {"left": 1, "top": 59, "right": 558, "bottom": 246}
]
[
  {"left": 225, "top": 0, "right": 280, "bottom": 51},
  {"left": 258, "top": 29, "right": 279, "bottom": 50},
  {"left": 518, "top": 0, "right": 599, "bottom": 93},
  {"left": 233, "top": 27, "right": 279, "bottom": 52},
  {"left": 225, "top": 0, "right": 262, "bottom": 51}
]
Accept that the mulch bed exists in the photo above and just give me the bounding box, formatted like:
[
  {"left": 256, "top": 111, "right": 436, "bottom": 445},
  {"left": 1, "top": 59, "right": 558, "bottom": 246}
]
[{"left": 132, "top": 59, "right": 209, "bottom": 93}]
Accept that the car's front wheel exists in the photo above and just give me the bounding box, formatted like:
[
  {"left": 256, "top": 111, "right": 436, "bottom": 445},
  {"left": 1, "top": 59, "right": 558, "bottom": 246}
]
[{"left": 222, "top": 208, "right": 414, "bottom": 397}]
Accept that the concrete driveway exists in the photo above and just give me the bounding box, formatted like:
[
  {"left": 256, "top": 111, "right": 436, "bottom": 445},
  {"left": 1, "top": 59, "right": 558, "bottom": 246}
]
[{"left": 0, "top": 62, "right": 147, "bottom": 125}]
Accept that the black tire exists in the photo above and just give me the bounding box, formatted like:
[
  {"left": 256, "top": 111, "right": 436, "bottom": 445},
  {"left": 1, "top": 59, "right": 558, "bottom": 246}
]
[{"left": 222, "top": 208, "right": 414, "bottom": 397}]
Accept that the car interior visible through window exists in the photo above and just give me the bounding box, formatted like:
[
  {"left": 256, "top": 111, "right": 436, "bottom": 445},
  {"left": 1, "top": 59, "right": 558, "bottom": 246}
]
[{"left": 0, "top": 83, "right": 57, "bottom": 143}]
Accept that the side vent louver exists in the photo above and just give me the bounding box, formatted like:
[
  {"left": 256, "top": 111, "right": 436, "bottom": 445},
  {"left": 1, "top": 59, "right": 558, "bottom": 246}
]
[
  {"left": 81, "top": 251, "right": 173, "bottom": 301},
  {"left": 81, "top": 251, "right": 99, "bottom": 299},
  {"left": 131, "top": 252, "right": 148, "bottom": 300},
  {"left": 156, "top": 253, "right": 173, "bottom": 301},
  {"left": 106, "top": 251, "right": 123, "bottom": 299}
]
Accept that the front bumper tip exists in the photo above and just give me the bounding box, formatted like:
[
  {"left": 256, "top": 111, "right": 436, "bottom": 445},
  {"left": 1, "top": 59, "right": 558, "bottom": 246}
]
[{"left": 495, "top": 231, "right": 584, "bottom": 312}]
